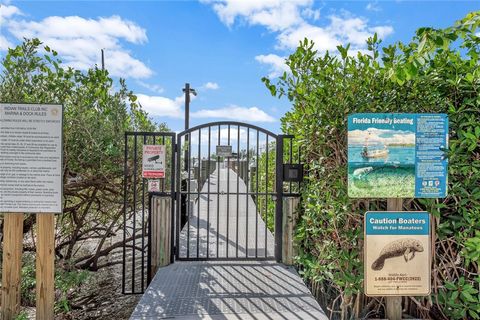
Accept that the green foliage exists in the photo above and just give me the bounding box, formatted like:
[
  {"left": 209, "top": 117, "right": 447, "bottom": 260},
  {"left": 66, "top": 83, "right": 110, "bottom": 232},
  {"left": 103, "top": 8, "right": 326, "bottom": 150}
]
[
  {"left": 0, "top": 38, "right": 168, "bottom": 271},
  {"left": 54, "top": 268, "right": 90, "bottom": 313},
  {"left": 264, "top": 11, "right": 480, "bottom": 319},
  {"left": 438, "top": 277, "right": 480, "bottom": 319},
  {"left": 20, "top": 255, "right": 36, "bottom": 306},
  {"left": 14, "top": 311, "right": 29, "bottom": 320}
]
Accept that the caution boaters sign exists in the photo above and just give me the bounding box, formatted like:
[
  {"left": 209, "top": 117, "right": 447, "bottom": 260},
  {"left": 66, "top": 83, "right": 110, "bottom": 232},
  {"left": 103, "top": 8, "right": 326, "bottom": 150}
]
[
  {"left": 364, "top": 211, "right": 431, "bottom": 296},
  {"left": 142, "top": 145, "right": 165, "bottom": 178}
]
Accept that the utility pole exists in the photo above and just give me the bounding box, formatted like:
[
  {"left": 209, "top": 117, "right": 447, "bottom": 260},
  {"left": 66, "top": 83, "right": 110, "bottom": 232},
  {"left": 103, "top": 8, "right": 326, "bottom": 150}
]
[
  {"left": 183, "top": 83, "right": 197, "bottom": 130},
  {"left": 182, "top": 83, "right": 197, "bottom": 171}
]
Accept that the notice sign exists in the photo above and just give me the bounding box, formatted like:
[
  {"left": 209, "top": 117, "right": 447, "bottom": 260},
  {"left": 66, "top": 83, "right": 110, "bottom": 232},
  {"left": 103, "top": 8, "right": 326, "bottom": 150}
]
[
  {"left": 216, "top": 145, "right": 232, "bottom": 157},
  {"left": 348, "top": 113, "right": 448, "bottom": 198},
  {"left": 364, "top": 211, "right": 431, "bottom": 296},
  {"left": 142, "top": 145, "right": 165, "bottom": 178},
  {"left": 147, "top": 180, "right": 161, "bottom": 192},
  {"left": 0, "top": 103, "right": 63, "bottom": 213}
]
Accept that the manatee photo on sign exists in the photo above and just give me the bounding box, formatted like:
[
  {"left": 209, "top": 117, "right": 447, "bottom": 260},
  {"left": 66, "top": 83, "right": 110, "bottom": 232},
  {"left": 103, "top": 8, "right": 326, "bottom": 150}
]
[{"left": 364, "top": 211, "right": 431, "bottom": 296}]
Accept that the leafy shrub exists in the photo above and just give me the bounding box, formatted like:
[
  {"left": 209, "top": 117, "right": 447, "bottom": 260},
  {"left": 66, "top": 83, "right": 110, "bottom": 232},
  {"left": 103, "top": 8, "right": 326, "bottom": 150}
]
[{"left": 264, "top": 11, "right": 480, "bottom": 319}]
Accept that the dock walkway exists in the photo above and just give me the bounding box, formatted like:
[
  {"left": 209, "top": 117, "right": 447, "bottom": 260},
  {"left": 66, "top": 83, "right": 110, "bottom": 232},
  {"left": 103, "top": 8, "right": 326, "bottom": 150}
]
[{"left": 130, "top": 168, "right": 327, "bottom": 319}]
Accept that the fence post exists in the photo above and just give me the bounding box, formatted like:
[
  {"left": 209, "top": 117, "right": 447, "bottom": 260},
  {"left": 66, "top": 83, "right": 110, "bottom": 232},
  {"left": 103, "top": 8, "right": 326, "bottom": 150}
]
[
  {"left": 386, "top": 198, "right": 403, "bottom": 320},
  {"left": 282, "top": 197, "right": 300, "bottom": 265},
  {"left": 36, "top": 213, "right": 55, "bottom": 320},
  {"left": 275, "top": 135, "right": 284, "bottom": 262},
  {"left": 1, "top": 213, "right": 24, "bottom": 320},
  {"left": 149, "top": 196, "right": 172, "bottom": 280}
]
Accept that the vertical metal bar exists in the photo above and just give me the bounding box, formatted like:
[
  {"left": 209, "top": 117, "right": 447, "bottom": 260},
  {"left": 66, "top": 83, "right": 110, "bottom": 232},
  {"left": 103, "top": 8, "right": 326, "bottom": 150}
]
[
  {"left": 265, "top": 134, "right": 268, "bottom": 257},
  {"left": 132, "top": 134, "right": 137, "bottom": 292},
  {"left": 187, "top": 133, "right": 192, "bottom": 258},
  {"left": 147, "top": 193, "right": 152, "bottom": 284},
  {"left": 141, "top": 135, "right": 146, "bottom": 291},
  {"left": 245, "top": 128, "right": 249, "bottom": 258},
  {"left": 255, "top": 130, "right": 259, "bottom": 258},
  {"left": 289, "top": 137, "right": 293, "bottom": 193},
  {"left": 216, "top": 125, "right": 221, "bottom": 258},
  {"left": 197, "top": 129, "right": 201, "bottom": 258},
  {"left": 298, "top": 144, "right": 301, "bottom": 192},
  {"left": 161, "top": 135, "right": 166, "bottom": 192},
  {"left": 226, "top": 125, "right": 230, "bottom": 258},
  {"left": 175, "top": 134, "right": 182, "bottom": 260},
  {"left": 275, "top": 135, "right": 284, "bottom": 262},
  {"left": 122, "top": 133, "right": 128, "bottom": 294},
  {"left": 207, "top": 127, "right": 211, "bottom": 258},
  {"left": 236, "top": 125, "right": 240, "bottom": 257},
  {"left": 170, "top": 135, "right": 176, "bottom": 263}
]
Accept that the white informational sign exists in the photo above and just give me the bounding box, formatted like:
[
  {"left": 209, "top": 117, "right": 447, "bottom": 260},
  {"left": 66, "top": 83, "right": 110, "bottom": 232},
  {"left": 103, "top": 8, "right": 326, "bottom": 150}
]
[
  {"left": 142, "top": 145, "right": 165, "bottom": 178},
  {"left": 148, "top": 180, "right": 161, "bottom": 192},
  {"left": 216, "top": 145, "right": 232, "bottom": 157},
  {"left": 0, "top": 103, "right": 63, "bottom": 213}
]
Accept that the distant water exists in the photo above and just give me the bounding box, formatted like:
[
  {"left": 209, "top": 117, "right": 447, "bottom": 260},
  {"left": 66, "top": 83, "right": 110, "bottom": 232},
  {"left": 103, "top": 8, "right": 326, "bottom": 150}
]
[{"left": 348, "top": 145, "right": 415, "bottom": 168}]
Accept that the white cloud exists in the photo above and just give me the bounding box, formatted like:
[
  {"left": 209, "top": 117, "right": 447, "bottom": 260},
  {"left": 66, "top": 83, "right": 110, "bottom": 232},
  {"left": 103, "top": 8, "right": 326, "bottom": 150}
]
[
  {"left": 207, "top": 0, "right": 311, "bottom": 31},
  {"left": 0, "top": 4, "right": 21, "bottom": 19},
  {"left": 136, "top": 94, "right": 184, "bottom": 118},
  {"left": 191, "top": 105, "right": 276, "bottom": 122},
  {"left": 276, "top": 22, "right": 339, "bottom": 52},
  {"left": 205, "top": 1, "right": 394, "bottom": 77},
  {"left": 255, "top": 54, "right": 288, "bottom": 78},
  {"left": 0, "top": 35, "right": 13, "bottom": 51},
  {"left": 302, "top": 8, "right": 320, "bottom": 21},
  {"left": 201, "top": 82, "right": 220, "bottom": 90},
  {"left": 137, "top": 81, "right": 164, "bottom": 94},
  {"left": 277, "top": 15, "right": 394, "bottom": 53},
  {"left": 366, "top": 2, "right": 381, "bottom": 12},
  {"left": 3, "top": 12, "right": 152, "bottom": 78}
]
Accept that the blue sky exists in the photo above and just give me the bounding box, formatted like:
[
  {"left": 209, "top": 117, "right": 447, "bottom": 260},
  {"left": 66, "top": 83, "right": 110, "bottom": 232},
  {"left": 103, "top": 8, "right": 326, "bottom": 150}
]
[{"left": 1, "top": 1, "right": 478, "bottom": 133}]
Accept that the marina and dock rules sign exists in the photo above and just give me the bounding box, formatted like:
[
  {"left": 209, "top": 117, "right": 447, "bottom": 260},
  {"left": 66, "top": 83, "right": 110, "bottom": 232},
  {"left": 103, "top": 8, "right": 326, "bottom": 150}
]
[
  {"left": 0, "top": 103, "right": 63, "bottom": 213},
  {"left": 348, "top": 113, "right": 448, "bottom": 198},
  {"left": 364, "top": 211, "right": 431, "bottom": 296},
  {"left": 142, "top": 145, "right": 165, "bottom": 178}
]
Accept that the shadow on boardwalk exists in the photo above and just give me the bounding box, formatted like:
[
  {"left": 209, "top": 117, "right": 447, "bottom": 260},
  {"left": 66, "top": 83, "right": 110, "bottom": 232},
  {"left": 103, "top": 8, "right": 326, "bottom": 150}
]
[{"left": 130, "top": 261, "right": 327, "bottom": 320}]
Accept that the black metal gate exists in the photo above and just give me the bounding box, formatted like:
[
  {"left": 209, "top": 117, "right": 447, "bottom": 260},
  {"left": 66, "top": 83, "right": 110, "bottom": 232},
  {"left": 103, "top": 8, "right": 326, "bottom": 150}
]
[
  {"left": 122, "top": 124, "right": 302, "bottom": 293},
  {"left": 122, "top": 131, "right": 175, "bottom": 294},
  {"left": 176, "top": 122, "right": 285, "bottom": 261}
]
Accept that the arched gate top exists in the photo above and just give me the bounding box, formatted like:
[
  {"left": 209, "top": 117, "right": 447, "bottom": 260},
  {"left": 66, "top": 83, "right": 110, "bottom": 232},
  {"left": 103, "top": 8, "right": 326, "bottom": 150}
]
[{"left": 178, "top": 121, "right": 278, "bottom": 139}]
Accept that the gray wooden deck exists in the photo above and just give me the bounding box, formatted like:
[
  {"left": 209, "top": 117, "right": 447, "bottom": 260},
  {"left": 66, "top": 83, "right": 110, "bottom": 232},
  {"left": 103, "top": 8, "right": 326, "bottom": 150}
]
[
  {"left": 179, "top": 167, "right": 274, "bottom": 259},
  {"left": 130, "top": 261, "right": 327, "bottom": 319},
  {"left": 130, "top": 168, "right": 326, "bottom": 319}
]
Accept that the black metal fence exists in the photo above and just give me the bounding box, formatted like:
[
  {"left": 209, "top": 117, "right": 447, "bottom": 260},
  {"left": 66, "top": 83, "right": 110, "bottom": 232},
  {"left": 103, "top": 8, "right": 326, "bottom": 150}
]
[
  {"left": 122, "top": 131, "right": 175, "bottom": 294},
  {"left": 122, "top": 123, "right": 303, "bottom": 294}
]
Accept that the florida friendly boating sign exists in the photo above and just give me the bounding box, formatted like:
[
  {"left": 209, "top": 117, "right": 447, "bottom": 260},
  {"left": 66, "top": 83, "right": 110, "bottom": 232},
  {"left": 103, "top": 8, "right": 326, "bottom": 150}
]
[
  {"left": 364, "top": 211, "right": 431, "bottom": 296},
  {"left": 348, "top": 113, "right": 448, "bottom": 198}
]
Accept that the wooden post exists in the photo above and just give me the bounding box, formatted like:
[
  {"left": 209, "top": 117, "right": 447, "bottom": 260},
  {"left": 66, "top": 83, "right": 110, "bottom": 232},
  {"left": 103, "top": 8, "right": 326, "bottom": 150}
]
[
  {"left": 386, "top": 198, "right": 403, "bottom": 320},
  {"left": 1, "top": 213, "right": 24, "bottom": 320},
  {"left": 150, "top": 196, "right": 171, "bottom": 277},
  {"left": 36, "top": 213, "right": 55, "bottom": 320},
  {"left": 282, "top": 197, "right": 300, "bottom": 265}
]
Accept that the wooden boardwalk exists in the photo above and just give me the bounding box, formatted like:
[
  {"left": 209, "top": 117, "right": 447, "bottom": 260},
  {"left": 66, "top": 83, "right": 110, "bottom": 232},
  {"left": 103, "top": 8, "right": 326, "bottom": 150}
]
[
  {"left": 130, "top": 168, "right": 326, "bottom": 319},
  {"left": 179, "top": 167, "right": 274, "bottom": 259}
]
